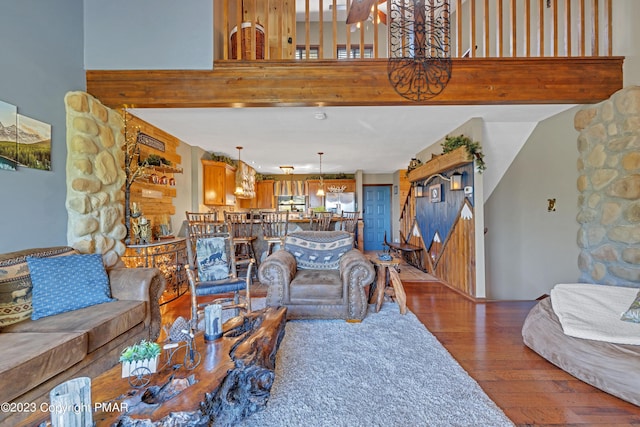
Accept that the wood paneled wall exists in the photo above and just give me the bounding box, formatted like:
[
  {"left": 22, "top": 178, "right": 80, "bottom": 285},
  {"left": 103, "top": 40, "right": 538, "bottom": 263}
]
[{"left": 126, "top": 113, "right": 182, "bottom": 235}]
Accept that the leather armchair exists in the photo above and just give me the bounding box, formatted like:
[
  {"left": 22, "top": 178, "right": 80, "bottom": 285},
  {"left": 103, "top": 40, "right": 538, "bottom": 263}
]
[{"left": 258, "top": 231, "right": 375, "bottom": 321}]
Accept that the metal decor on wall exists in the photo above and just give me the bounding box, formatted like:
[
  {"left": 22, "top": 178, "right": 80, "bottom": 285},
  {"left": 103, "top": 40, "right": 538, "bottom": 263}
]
[{"left": 388, "top": 0, "right": 452, "bottom": 102}]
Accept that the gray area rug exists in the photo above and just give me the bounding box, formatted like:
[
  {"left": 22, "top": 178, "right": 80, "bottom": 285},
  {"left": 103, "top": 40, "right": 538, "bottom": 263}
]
[{"left": 238, "top": 302, "right": 514, "bottom": 427}]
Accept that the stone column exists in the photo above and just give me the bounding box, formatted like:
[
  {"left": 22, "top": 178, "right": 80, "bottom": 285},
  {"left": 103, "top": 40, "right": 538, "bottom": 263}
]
[
  {"left": 575, "top": 86, "right": 640, "bottom": 286},
  {"left": 65, "top": 92, "right": 127, "bottom": 268}
]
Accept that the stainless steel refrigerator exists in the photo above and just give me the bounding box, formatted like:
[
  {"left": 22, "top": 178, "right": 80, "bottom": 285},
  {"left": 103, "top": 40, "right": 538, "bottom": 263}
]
[{"left": 324, "top": 192, "right": 356, "bottom": 215}]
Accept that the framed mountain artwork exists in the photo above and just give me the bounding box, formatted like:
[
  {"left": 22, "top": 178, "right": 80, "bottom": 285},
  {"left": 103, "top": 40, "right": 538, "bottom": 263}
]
[
  {"left": 0, "top": 100, "right": 18, "bottom": 171},
  {"left": 18, "top": 114, "right": 51, "bottom": 171}
]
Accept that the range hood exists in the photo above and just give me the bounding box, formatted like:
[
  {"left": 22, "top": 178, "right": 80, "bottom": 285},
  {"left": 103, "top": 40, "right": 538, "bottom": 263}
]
[{"left": 274, "top": 180, "right": 305, "bottom": 196}]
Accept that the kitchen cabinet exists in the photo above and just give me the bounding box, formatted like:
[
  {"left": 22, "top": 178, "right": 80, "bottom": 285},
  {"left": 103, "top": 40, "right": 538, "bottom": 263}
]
[
  {"left": 256, "top": 180, "right": 275, "bottom": 209},
  {"left": 236, "top": 179, "right": 274, "bottom": 210},
  {"left": 306, "top": 180, "right": 324, "bottom": 209},
  {"left": 202, "top": 160, "right": 236, "bottom": 206}
]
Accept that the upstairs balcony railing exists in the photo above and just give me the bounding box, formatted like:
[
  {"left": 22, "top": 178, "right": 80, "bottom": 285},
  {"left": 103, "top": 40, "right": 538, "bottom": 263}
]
[{"left": 216, "top": 0, "right": 613, "bottom": 61}]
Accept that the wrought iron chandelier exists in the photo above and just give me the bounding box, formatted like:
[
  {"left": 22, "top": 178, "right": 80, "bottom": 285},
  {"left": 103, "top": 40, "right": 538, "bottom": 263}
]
[{"left": 388, "top": 0, "right": 452, "bottom": 102}]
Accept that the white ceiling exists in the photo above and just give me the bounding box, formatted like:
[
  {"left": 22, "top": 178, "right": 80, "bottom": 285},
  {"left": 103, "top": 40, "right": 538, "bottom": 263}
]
[{"left": 129, "top": 104, "right": 576, "bottom": 185}]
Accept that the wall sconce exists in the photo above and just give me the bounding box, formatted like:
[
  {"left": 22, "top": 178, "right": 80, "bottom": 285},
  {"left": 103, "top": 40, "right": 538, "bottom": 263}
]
[
  {"left": 421, "top": 172, "right": 464, "bottom": 192},
  {"left": 415, "top": 185, "right": 424, "bottom": 197},
  {"left": 450, "top": 172, "right": 463, "bottom": 191}
]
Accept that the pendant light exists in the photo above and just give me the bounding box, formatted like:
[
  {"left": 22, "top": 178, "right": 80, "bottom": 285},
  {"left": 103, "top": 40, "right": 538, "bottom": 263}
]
[
  {"left": 316, "top": 152, "right": 325, "bottom": 197},
  {"left": 234, "top": 146, "right": 244, "bottom": 196}
]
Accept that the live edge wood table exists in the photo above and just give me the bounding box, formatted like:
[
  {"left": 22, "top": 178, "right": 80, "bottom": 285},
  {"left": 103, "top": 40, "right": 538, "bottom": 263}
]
[
  {"left": 367, "top": 254, "right": 407, "bottom": 315},
  {"left": 65, "top": 307, "right": 285, "bottom": 427}
]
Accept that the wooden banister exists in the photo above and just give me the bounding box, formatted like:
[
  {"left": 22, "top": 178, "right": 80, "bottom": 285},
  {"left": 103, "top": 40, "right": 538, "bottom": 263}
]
[{"left": 217, "top": 0, "right": 613, "bottom": 61}]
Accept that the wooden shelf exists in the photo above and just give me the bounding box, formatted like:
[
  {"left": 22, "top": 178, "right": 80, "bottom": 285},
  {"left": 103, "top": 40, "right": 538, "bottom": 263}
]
[
  {"left": 407, "top": 147, "right": 471, "bottom": 183},
  {"left": 143, "top": 165, "right": 183, "bottom": 174}
]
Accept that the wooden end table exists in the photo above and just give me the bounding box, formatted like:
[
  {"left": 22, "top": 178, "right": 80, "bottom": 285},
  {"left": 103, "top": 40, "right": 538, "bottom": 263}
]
[{"left": 367, "top": 254, "right": 407, "bottom": 315}]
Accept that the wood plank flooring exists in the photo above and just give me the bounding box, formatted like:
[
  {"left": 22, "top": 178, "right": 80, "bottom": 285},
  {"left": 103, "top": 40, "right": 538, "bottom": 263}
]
[
  {"left": 403, "top": 281, "right": 640, "bottom": 427},
  {"left": 161, "top": 280, "right": 640, "bottom": 426}
]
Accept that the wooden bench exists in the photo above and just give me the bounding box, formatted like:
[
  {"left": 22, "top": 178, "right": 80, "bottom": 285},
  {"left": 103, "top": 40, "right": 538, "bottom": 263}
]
[{"left": 383, "top": 232, "right": 425, "bottom": 271}]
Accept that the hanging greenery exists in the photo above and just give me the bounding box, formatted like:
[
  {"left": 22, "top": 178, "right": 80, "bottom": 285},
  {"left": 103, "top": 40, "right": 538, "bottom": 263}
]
[
  {"left": 441, "top": 134, "right": 486, "bottom": 173},
  {"left": 207, "top": 152, "right": 237, "bottom": 167}
]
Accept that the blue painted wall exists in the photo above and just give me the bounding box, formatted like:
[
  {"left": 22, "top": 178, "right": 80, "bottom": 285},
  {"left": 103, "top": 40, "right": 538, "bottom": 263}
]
[
  {"left": 415, "top": 163, "right": 474, "bottom": 251},
  {"left": 84, "top": 0, "right": 213, "bottom": 70},
  {"left": 0, "top": 0, "right": 85, "bottom": 253}
]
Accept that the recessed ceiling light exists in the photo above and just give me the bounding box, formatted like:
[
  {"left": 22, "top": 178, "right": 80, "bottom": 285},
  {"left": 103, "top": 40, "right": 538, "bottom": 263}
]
[{"left": 314, "top": 112, "right": 327, "bottom": 120}]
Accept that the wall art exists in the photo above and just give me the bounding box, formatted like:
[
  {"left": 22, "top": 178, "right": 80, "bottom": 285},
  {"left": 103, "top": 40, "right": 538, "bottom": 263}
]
[
  {"left": 0, "top": 100, "right": 18, "bottom": 171},
  {"left": 18, "top": 114, "right": 51, "bottom": 171}
]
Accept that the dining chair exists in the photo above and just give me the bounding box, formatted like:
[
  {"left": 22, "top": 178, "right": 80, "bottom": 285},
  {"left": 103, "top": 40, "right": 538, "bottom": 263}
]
[
  {"left": 184, "top": 223, "right": 253, "bottom": 327},
  {"left": 260, "top": 210, "right": 290, "bottom": 257},
  {"left": 309, "top": 212, "right": 333, "bottom": 231}
]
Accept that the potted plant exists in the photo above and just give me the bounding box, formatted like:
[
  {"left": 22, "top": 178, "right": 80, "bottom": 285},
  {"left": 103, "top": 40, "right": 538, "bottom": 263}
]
[
  {"left": 441, "top": 134, "right": 487, "bottom": 173},
  {"left": 119, "top": 340, "right": 162, "bottom": 378}
]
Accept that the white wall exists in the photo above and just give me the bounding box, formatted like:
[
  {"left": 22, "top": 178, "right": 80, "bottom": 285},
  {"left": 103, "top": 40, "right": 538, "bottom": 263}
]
[
  {"left": 84, "top": 0, "right": 213, "bottom": 70},
  {"left": 484, "top": 107, "right": 582, "bottom": 300},
  {"left": 614, "top": 0, "right": 640, "bottom": 86}
]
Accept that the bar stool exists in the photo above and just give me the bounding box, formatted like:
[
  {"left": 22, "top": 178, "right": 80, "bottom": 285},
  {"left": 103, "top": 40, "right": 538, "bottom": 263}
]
[
  {"left": 224, "top": 211, "right": 258, "bottom": 269},
  {"left": 260, "top": 210, "right": 289, "bottom": 257},
  {"left": 309, "top": 212, "right": 333, "bottom": 231},
  {"left": 185, "top": 211, "right": 226, "bottom": 233},
  {"left": 341, "top": 211, "right": 360, "bottom": 247}
]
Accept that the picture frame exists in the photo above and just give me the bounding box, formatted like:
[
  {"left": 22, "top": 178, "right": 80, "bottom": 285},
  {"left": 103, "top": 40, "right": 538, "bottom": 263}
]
[{"left": 429, "top": 183, "right": 442, "bottom": 203}]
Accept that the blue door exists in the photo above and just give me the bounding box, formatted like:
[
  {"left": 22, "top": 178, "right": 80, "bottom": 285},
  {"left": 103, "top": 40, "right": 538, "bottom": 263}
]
[{"left": 363, "top": 185, "right": 391, "bottom": 251}]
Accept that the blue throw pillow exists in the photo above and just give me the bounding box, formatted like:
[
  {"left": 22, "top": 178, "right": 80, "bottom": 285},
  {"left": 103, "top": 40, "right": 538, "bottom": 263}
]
[{"left": 27, "top": 254, "right": 115, "bottom": 320}]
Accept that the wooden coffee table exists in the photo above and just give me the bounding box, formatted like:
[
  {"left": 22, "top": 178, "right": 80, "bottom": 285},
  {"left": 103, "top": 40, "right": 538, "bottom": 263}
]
[
  {"left": 17, "top": 307, "right": 286, "bottom": 426},
  {"left": 89, "top": 306, "right": 286, "bottom": 426}
]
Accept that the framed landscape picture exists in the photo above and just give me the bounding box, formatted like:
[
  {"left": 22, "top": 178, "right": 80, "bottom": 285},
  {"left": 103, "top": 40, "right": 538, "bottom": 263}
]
[
  {"left": 0, "top": 100, "right": 18, "bottom": 171},
  {"left": 18, "top": 114, "right": 51, "bottom": 171}
]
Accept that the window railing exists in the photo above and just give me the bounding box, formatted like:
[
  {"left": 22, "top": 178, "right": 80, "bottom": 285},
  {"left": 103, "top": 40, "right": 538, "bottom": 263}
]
[{"left": 216, "top": 0, "right": 613, "bottom": 61}]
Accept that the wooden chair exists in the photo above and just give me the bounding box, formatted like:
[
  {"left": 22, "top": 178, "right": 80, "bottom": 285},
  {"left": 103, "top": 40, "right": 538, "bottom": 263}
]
[
  {"left": 184, "top": 223, "right": 253, "bottom": 326},
  {"left": 186, "top": 211, "right": 217, "bottom": 223},
  {"left": 340, "top": 211, "right": 360, "bottom": 247},
  {"left": 260, "top": 210, "right": 289, "bottom": 257},
  {"left": 224, "top": 211, "right": 258, "bottom": 267},
  {"left": 185, "top": 211, "right": 226, "bottom": 233},
  {"left": 309, "top": 212, "right": 333, "bottom": 231}
]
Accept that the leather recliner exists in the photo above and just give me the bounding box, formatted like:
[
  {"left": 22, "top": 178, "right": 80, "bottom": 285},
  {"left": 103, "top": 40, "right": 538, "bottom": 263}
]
[{"left": 258, "top": 230, "right": 375, "bottom": 321}]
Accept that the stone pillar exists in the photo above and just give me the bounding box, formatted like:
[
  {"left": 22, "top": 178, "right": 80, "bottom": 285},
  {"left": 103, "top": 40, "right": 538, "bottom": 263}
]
[
  {"left": 64, "top": 92, "right": 126, "bottom": 268},
  {"left": 575, "top": 86, "right": 640, "bottom": 286}
]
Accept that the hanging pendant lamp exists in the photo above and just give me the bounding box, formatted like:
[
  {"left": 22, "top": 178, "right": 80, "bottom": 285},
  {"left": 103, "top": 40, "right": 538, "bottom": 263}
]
[
  {"left": 234, "top": 146, "right": 244, "bottom": 196},
  {"left": 316, "top": 152, "right": 325, "bottom": 197}
]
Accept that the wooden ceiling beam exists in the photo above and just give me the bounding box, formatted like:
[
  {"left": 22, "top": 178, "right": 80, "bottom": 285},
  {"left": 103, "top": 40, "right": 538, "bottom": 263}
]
[{"left": 86, "top": 57, "right": 623, "bottom": 109}]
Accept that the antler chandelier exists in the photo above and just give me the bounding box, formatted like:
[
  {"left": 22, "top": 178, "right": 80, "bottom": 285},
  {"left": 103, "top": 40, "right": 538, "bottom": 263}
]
[{"left": 388, "top": 0, "right": 452, "bottom": 102}]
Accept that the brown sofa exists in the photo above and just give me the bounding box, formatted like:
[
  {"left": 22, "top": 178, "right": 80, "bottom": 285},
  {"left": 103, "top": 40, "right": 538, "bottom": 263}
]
[
  {"left": 0, "top": 246, "right": 165, "bottom": 426},
  {"left": 258, "top": 231, "right": 375, "bottom": 321}
]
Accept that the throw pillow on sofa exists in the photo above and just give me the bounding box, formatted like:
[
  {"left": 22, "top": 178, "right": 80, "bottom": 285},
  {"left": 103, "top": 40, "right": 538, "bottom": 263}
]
[
  {"left": 621, "top": 290, "right": 640, "bottom": 323},
  {"left": 26, "top": 254, "right": 115, "bottom": 320}
]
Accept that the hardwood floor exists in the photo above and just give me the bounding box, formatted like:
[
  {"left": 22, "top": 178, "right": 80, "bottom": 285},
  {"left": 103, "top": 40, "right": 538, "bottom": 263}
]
[
  {"left": 404, "top": 281, "right": 640, "bottom": 427},
  {"left": 161, "top": 280, "right": 640, "bottom": 426}
]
